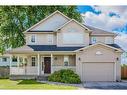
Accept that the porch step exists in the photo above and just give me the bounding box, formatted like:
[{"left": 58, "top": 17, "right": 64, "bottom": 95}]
[{"left": 37, "top": 75, "right": 49, "bottom": 81}]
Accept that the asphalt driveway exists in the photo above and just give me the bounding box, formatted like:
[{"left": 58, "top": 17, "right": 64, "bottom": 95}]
[{"left": 83, "top": 81, "right": 127, "bottom": 89}]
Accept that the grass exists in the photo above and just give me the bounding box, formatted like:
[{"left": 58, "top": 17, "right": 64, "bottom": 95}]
[{"left": 0, "top": 79, "right": 77, "bottom": 90}]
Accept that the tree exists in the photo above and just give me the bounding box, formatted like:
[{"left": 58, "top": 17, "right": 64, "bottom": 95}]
[{"left": 0, "top": 6, "right": 82, "bottom": 53}]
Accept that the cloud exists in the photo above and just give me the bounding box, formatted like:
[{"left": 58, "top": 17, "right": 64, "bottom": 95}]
[
  {"left": 81, "top": 6, "right": 127, "bottom": 51},
  {"left": 82, "top": 11, "right": 126, "bottom": 31},
  {"left": 92, "top": 6, "right": 127, "bottom": 15},
  {"left": 115, "top": 33, "right": 127, "bottom": 51}
]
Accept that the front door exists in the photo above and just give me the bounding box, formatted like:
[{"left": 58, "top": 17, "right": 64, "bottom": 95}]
[{"left": 44, "top": 57, "right": 51, "bottom": 74}]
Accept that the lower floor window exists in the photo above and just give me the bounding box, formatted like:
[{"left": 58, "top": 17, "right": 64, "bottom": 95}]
[
  {"left": 64, "top": 56, "right": 69, "bottom": 66},
  {"left": 31, "top": 56, "right": 36, "bottom": 66},
  {"left": 12, "top": 57, "right": 17, "bottom": 62},
  {"left": 2, "top": 57, "right": 7, "bottom": 62}
]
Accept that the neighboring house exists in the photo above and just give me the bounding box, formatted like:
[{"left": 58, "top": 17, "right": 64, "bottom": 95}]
[
  {"left": 0, "top": 54, "right": 17, "bottom": 66},
  {"left": 7, "top": 11, "right": 123, "bottom": 81},
  {"left": 0, "top": 54, "right": 10, "bottom": 66}
]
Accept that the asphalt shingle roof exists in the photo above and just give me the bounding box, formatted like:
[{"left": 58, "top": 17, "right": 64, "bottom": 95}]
[
  {"left": 28, "top": 45, "right": 83, "bottom": 51},
  {"left": 28, "top": 44, "right": 121, "bottom": 51},
  {"left": 85, "top": 25, "right": 116, "bottom": 35}
]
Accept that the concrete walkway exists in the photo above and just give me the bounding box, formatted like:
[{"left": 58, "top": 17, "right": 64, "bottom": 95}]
[
  {"left": 38, "top": 80, "right": 127, "bottom": 90},
  {"left": 83, "top": 81, "right": 127, "bottom": 89}
]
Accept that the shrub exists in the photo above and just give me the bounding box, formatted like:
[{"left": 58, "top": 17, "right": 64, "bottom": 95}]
[{"left": 48, "top": 69, "right": 81, "bottom": 84}]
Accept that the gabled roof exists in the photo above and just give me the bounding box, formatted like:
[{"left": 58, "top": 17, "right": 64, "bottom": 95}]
[
  {"left": 75, "top": 43, "right": 123, "bottom": 52},
  {"left": 85, "top": 25, "right": 117, "bottom": 36},
  {"left": 24, "top": 10, "right": 71, "bottom": 33},
  {"left": 55, "top": 19, "right": 91, "bottom": 32}
]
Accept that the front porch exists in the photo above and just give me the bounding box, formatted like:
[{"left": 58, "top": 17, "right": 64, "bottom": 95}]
[{"left": 10, "top": 53, "right": 76, "bottom": 76}]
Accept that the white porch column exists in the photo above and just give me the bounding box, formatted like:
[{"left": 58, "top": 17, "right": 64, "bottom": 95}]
[
  {"left": 51, "top": 53, "right": 53, "bottom": 73},
  {"left": 23, "top": 57, "right": 25, "bottom": 64},
  {"left": 9, "top": 55, "right": 12, "bottom": 75},
  {"left": 37, "top": 53, "right": 40, "bottom": 75},
  {"left": 17, "top": 56, "right": 20, "bottom": 67}
]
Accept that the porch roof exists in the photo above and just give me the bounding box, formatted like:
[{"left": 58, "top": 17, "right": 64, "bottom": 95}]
[
  {"left": 28, "top": 45, "right": 83, "bottom": 51},
  {"left": 7, "top": 44, "right": 122, "bottom": 54},
  {"left": 28, "top": 44, "right": 121, "bottom": 51}
]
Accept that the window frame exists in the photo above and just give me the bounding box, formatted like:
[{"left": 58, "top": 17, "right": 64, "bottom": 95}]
[
  {"left": 31, "top": 35, "right": 36, "bottom": 43},
  {"left": 47, "top": 34, "right": 53, "bottom": 44},
  {"left": 91, "top": 37, "right": 97, "bottom": 44},
  {"left": 2, "top": 57, "right": 7, "bottom": 62},
  {"left": 63, "top": 56, "right": 69, "bottom": 66},
  {"left": 31, "top": 56, "right": 36, "bottom": 66},
  {"left": 12, "top": 57, "right": 17, "bottom": 62}
]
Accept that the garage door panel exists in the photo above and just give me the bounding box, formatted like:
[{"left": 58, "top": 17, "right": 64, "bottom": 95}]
[{"left": 82, "top": 62, "right": 114, "bottom": 81}]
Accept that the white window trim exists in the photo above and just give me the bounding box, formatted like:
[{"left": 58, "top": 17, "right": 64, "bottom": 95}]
[
  {"left": 30, "top": 35, "right": 36, "bottom": 43},
  {"left": 2, "top": 57, "right": 7, "bottom": 62},
  {"left": 47, "top": 34, "right": 53, "bottom": 44},
  {"left": 31, "top": 56, "right": 36, "bottom": 66},
  {"left": 63, "top": 56, "right": 69, "bottom": 66},
  {"left": 91, "top": 37, "right": 97, "bottom": 44}
]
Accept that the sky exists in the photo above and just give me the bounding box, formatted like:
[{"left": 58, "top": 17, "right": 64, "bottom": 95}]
[{"left": 77, "top": 6, "right": 127, "bottom": 51}]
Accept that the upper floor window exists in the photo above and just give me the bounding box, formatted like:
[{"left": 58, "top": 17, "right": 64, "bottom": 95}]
[
  {"left": 31, "top": 35, "right": 36, "bottom": 43},
  {"left": 31, "top": 56, "right": 36, "bottom": 66},
  {"left": 64, "top": 56, "right": 69, "bottom": 66},
  {"left": 2, "top": 57, "right": 7, "bottom": 62},
  {"left": 47, "top": 34, "right": 53, "bottom": 44},
  {"left": 105, "top": 37, "right": 113, "bottom": 44},
  {"left": 91, "top": 37, "right": 96, "bottom": 44}
]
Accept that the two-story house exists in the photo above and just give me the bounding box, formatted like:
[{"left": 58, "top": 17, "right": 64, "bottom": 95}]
[{"left": 7, "top": 11, "right": 123, "bottom": 81}]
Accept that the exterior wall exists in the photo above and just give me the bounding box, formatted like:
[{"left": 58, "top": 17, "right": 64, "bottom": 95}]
[
  {"left": 10, "top": 54, "right": 76, "bottom": 75},
  {"left": 53, "top": 55, "right": 63, "bottom": 66},
  {"left": 57, "top": 21, "right": 90, "bottom": 47},
  {"left": 115, "top": 52, "right": 122, "bottom": 81},
  {"left": 25, "top": 33, "right": 56, "bottom": 45},
  {"left": 52, "top": 55, "right": 76, "bottom": 66},
  {"left": 31, "top": 13, "right": 69, "bottom": 31},
  {"left": 90, "top": 35, "right": 114, "bottom": 44},
  {"left": 76, "top": 45, "right": 121, "bottom": 81}
]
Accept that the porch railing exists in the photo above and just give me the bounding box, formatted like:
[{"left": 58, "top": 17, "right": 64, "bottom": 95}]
[{"left": 10, "top": 66, "right": 38, "bottom": 75}]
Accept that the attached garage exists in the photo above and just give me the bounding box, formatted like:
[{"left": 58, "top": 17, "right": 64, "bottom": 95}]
[
  {"left": 82, "top": 62, "right": 115, "bottom": 81},
  {"left": 76, "top": 43, "right": 123, "bottom": 82}
]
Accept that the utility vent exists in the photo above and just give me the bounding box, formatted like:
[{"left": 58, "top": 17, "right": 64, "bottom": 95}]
[{"left": 96, "top": 51, "right": 103, "bottom": 55}]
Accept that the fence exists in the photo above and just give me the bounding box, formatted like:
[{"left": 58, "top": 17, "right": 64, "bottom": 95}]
[
  {"left": 121, "top": 65, "right": 127, "bottom": 79},
  {"left": 0, "top": 66, "right": 9, "bottom": 78}
]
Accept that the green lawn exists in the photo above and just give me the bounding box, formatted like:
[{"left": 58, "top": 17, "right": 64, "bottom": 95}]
[{"left": 0, "top": 79, "right": 77, "bottom": 90}]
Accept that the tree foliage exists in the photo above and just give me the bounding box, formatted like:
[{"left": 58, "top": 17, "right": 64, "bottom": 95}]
[{"left": 0, "top": 6, "right": 82, "bottom": 53}]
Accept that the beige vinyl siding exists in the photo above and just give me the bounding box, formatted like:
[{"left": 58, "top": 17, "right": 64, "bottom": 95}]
[
  {"left": 90, "top": 36, "right": 114, "bottom": 44},
  {"left": 76, "top": 44, "right": 121, "bottom": 81},
  {"left": 31, "top": 13, "right": 69, "bottom": 31},
  {"left": 57, "top": 21, "right": 90, "bottom": 47},
  {"left": 52, "top": 55, "right": 76, "bottom": 66},
  {"left": 25, "top": 33, "right": 56, "bottom": 45},
  {"left": 53, "top": 56, "right": 64, "bottom": 66}
]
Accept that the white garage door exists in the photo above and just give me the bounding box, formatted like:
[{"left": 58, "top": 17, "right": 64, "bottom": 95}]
[{"left": 82, "top": 62, "right": 114, "bottom": 81}]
